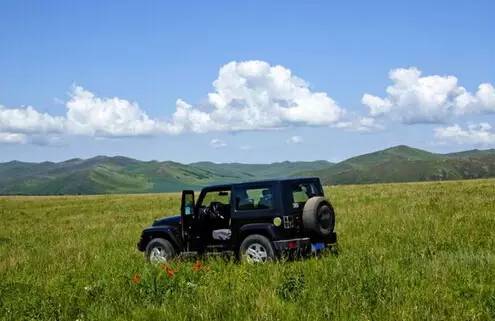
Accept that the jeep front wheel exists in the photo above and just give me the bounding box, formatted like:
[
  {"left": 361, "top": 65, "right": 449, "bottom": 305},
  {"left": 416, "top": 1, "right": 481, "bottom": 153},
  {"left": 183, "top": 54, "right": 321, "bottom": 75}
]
[
  {"left": 145, "top": 238, "right": 176, "bottom": 263},
  {"left": 239, "top": 234, "right": 275, "bottom": 263}
]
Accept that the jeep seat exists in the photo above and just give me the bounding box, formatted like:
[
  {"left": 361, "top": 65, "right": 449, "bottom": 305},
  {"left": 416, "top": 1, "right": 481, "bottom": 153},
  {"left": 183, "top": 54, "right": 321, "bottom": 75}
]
[
  {"left": 236, "top": 190, "right": 253, "bottom": 210},
  {"left": 212, "top": 229, "right": 231, "bottom": 241},
  {"left": 258, "top": 189, "right": 273, "bottom": 209}
]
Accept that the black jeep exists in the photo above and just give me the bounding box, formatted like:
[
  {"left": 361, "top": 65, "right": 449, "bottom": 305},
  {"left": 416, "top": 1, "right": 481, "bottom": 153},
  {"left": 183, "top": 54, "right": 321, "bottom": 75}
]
[{"left": 137, "top": 177, "right": 337, "bottom": 263}]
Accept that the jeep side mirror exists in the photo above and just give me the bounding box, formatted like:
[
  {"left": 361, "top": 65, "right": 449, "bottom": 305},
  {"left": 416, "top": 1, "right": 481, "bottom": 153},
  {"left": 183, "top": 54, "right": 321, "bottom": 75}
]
[{"left": 181, "top": 190, "right": 195, "bottom": 216}]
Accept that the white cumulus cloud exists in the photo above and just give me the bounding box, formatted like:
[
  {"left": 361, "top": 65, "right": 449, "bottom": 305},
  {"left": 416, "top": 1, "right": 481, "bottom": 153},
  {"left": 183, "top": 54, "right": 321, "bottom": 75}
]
[
  {"left": 0, "top": 86, "right": 171, "bottom": 143},
  {"left": 362, "top": 67, "right": 495, "bottom": 124},
  {"left": 286, "top": 135, "right": 303, "bottom": 144},
  {"left": 0, "top": 104, "right": 65, "bottom": 145},
  {"left": 434, "top": 123, "right": 495, "bottom": 145},
  {"left": 66, "top": 86, "right": 167, "bottom": 137},
  {"left": 334, "top": 116, "right": 384, "bottom": 132},
  {"left": 166, "top": 60, "right": 345, "bottom": 133},
  {"left": 0, "top": 60, "right": 353, "bottom": 144},
  {"left": 6, "top": 62, "right": 493, "bottom": 146},
  {"left": 0, "top": 105, "right": 65, "bottom": 134},
  {"left": 209, "top": 138, "right": 227, "bottom": 148},
  {"left": 0, "top": 132, "right": 27, "bottom": 144}
]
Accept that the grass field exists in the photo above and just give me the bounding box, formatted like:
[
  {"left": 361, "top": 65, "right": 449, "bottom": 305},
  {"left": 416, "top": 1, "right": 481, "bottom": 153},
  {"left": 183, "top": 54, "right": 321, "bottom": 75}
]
[{"left": 1, "top": 179, "right": 494, "bottom": 321}]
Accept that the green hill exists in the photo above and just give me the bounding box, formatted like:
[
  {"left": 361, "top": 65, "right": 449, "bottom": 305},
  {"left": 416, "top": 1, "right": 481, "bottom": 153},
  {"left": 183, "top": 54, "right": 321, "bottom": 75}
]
[
  {"left": 298, "top": 145, "right": 495, "bottom": 185},
  {"left": 190, "top": 160, "right": 332, "bottom": 179},
  {"left": 0, "top": 156, "right": 332, "bottom": 195},
  {"left": 1, "top": 145, "right": 494, "bottom": 195}
]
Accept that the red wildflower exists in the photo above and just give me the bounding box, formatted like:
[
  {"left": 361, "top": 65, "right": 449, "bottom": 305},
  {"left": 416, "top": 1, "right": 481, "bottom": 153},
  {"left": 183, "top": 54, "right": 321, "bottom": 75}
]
[
  {"left": 192, "top": 260, "right": 204, "bottom": 272},
  {"left": 160, "top": 263, "right": 176, "bottom": 278},
  {"left": 159, "top": 263, "right": 169, "bottom": 272},
  {"left": 131, "top": 273, "right": 141, "bottom": 285},
  {"left": 166, "top": 266, "right": 176, "bottom": 278}
]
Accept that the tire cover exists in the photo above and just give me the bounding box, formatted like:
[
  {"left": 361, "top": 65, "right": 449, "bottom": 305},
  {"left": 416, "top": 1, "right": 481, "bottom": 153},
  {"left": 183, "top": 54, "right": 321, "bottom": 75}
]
[{"left": 302, "top": 196, "right": 335, "bottom": 236}]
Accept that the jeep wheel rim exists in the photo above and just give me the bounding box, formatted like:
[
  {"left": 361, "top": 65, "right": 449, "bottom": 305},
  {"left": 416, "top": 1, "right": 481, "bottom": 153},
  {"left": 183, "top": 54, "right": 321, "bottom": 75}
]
[
  {"left": 150, "top": 246, "right": 167, "bottom": 263},
  {"left": 245, "top": 243, "right": 268, "bottom": 263}
]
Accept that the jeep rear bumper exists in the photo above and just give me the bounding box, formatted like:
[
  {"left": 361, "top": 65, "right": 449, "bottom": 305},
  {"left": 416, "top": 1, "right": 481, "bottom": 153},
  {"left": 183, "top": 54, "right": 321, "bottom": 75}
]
[
  {"left": 273, "top": 237, "right": 311, "bottom": 251},
  {"left": 272, "top": 232, "right": 337, "bottom": 252}
]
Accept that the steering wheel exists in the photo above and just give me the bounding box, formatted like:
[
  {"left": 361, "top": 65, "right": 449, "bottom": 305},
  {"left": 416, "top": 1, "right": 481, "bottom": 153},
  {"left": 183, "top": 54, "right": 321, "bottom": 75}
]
[{"left": 209, "top": 202, "right": 225, "bottom": 220}]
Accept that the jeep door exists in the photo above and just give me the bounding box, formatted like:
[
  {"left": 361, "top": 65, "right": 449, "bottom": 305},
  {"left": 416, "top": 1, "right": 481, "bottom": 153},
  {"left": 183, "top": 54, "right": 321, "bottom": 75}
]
[
  {"left": 194, "top": 187, "right": 233, "bottom": 249},
  {"left": 231, "top": 183, "right": 281, "bottom": 245}
]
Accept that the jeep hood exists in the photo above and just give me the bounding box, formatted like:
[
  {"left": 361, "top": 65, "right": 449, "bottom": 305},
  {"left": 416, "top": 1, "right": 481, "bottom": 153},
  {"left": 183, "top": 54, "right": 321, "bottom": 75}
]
[{"left": 152, "top": 215, "right": 180, "bottom": 227}]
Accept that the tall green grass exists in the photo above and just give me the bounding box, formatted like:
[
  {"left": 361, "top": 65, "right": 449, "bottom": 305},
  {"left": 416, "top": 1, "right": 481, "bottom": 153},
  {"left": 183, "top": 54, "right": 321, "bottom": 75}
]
[{"left": 1, "top": 179, "right": 494, "bottom": 320}]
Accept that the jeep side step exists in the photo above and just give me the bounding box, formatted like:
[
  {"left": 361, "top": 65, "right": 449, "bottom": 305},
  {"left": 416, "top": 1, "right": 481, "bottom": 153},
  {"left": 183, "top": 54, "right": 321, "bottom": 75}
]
[
  {"left": 205, "top": 250, "right": 234, "bottom": 257},
  {"left": 179, "top": 251, "right": 199, "bottom": 258}
]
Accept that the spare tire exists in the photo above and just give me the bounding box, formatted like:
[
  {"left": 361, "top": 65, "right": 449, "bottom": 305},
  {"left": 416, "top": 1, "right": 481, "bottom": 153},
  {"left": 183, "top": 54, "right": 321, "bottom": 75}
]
[{"left": 302, "top": 196, "right": 335, "bottom": 237}]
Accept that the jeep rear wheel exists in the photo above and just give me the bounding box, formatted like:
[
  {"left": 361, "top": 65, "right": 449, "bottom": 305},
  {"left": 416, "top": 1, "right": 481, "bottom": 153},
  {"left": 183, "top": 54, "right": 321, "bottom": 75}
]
[
  {"left": 145, "top": 238, "right": 176, "bottom": 263},
  {"left": 239, "top": 234, "right": 275, "bottom": 263}
]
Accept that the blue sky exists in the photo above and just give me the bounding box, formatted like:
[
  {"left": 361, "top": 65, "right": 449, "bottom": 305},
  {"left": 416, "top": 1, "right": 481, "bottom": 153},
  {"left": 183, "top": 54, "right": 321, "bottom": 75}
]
[{"left": 1, "top": 0, "right": 494, "bottom": 163}]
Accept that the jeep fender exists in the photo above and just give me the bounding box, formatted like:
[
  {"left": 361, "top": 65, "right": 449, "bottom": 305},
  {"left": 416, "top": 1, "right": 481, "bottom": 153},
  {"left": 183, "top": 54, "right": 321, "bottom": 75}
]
[
  {"left": 237, "top": 223, "right": 278, "bottom": 245},
  {"left": 138, "top": 225, "right": 182, "bottom": 252}
]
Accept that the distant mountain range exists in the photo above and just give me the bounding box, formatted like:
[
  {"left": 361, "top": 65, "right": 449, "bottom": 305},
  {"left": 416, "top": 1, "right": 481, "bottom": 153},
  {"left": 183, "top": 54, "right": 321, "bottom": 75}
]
[{"left": 1, "top": 145, "right": 494, "bottom": 195}]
